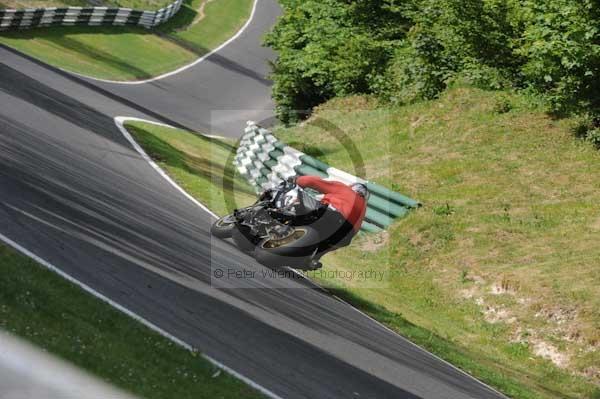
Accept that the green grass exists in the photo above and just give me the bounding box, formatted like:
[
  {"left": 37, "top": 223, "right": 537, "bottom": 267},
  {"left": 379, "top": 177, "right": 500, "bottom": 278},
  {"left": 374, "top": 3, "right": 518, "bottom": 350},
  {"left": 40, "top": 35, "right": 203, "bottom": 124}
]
[
  {"left": 158, "top": 0, "right": 252, "bottom": 54},
  {"left": 123, "top": 97, "right": 600, "bottom": 398},
  {"left": 0, "top": 0, "right": 253, "bottom": 80},
  {"left": 0, "top": 243, "right": 265, "bottom": 399},
  {"left": 0, "top": 27, "right": 195, "bottom": 80},
  {"left": 125, "top": 122, "right": 256, "bottom": 215},
  {"left": 274, "top": 87, "right": 600, "bottom": 398}
]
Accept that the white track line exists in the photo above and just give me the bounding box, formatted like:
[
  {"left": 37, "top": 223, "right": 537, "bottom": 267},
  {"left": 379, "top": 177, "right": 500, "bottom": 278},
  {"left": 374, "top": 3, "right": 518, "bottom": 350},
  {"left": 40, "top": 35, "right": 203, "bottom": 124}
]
[
  {"left": 67, "top": 0, "right": 259, "bottom": 85},
  {"left": 0, "top": 116, "right": 282, "bottom": 399},
  {"left": 0, "top": 233, "right": 283, "bottom": 399},
  {"left": 115, "top": 117, "right": 219, "bottom": 219}
]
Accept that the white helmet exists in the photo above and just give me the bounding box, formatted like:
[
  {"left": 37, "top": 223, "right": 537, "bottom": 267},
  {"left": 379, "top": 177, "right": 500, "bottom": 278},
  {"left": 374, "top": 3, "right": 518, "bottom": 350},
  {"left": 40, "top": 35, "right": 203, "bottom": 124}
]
[{"left": 351, "top": 182, "right": 369, "bottom": 200}]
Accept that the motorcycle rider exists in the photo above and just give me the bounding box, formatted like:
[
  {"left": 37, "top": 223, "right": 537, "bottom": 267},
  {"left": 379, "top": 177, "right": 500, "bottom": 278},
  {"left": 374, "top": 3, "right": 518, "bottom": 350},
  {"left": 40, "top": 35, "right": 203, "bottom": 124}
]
[{"left": 294, "top": 175, "right": 369, "bottom": 268}]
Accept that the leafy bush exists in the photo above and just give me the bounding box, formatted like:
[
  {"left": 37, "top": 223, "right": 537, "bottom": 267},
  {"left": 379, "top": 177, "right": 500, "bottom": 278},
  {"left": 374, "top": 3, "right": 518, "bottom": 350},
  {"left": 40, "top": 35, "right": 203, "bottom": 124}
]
[
  {"left": 493, "top": 95, "right": 513, "bottom": 114},
  {"left": 264, "top": 0, "right": 410, "bottom": 124},
  {"left": 517, "top": 1, "right": 600, "bottom": 117},
  {"left": 266, "top": 0, "right": 600, "bottom": 130},
  {"left": 585, "top": 127, "right": 600, "bottom": 147},
  {"left": 381, "top": 0, "right": 522, "bottom": 104},
  {"left": 380, "top": 29, "right": 452, "bottom": 104}
]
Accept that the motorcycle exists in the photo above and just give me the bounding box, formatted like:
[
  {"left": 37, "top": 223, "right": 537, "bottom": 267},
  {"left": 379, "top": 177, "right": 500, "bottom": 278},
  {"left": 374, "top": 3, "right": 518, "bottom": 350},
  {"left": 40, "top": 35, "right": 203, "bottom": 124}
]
[{"left": 210, "top": 179, "right": 324, "bottom": 270}]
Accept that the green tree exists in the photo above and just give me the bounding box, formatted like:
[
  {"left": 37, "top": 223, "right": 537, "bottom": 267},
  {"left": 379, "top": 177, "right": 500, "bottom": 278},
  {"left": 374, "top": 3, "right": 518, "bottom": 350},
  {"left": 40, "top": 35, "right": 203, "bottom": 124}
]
[
  {"left": 265, "top": 0, "right": 410, "bottom": 124},
  {"left": 383, "top": 0, "right": 522, "bottom": 104},
  {"left": 266, "top": 0, "right": 600, "bottom": 130},
  {"left": 517, "top": 0, "right": 600, "bottom": 117}
]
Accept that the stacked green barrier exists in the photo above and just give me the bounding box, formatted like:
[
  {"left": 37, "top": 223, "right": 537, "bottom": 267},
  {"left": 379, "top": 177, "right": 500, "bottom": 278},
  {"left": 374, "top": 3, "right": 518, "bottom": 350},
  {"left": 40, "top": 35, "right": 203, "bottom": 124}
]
[{"left": 235, "top": 122, "right": 420, "bottom": 232}]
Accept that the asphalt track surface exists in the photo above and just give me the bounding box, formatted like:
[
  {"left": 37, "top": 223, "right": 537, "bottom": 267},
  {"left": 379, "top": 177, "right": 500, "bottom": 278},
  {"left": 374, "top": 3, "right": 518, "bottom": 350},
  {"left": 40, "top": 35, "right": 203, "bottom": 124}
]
[
  {"left": 0, "top": 0, "right": 507, "bottom": 398},
  {"left": 79, "top": 0, "right": 278, "bottom": 137}
]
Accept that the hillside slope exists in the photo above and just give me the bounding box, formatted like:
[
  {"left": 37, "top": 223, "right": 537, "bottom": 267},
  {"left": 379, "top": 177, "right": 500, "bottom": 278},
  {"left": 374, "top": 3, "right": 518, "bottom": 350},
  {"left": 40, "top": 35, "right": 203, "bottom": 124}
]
[{"left": 275, "top": 87, "right": 600, "bottom": 399}]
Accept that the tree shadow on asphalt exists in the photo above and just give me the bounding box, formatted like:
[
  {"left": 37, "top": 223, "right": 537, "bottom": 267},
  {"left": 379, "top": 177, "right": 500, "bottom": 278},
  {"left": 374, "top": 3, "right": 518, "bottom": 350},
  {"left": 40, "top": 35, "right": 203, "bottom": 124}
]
[
  {"left": 154, "top": 0, "right": 272, "bottom": 86},
  {"left": 0, "top": 62, "right": 127, "bottom": 143},
  {"left": 154, "top": 32, "right": 272, "bottom": 86},
  {"left": 0, "top": 43, "right": 212, "bottom": 135}
]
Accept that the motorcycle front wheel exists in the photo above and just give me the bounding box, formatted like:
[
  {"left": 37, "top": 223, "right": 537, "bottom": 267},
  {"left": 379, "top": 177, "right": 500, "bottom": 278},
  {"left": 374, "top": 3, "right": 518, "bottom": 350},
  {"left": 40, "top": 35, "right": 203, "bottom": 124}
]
[
  {"left": 210, "top": 214, "right": 236, "bottom": 239},
  {"left": 254, "top": 226, "right": 321, "bottom": 268}
]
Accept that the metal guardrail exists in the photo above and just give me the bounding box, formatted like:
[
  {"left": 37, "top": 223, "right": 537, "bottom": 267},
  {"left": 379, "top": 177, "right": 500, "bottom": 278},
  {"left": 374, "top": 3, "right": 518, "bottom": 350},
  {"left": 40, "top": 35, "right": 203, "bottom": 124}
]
[
  {"left": 234, "top": 121, "right": 420, "bottom": 232},
  {"left": 0, "top": 0, "right": 182, "bottom": 30}
]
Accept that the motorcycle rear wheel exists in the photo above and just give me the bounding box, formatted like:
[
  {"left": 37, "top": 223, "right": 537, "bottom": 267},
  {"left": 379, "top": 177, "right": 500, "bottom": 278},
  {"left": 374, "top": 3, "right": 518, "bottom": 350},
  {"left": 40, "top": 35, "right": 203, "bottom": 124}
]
[{"left": 254, "top": 226, "right": 321, "bottom": 268}]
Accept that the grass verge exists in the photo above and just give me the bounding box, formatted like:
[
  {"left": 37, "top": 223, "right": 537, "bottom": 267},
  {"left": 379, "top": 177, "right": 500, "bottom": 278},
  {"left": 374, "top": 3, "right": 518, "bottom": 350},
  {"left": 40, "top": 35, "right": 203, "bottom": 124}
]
[
  {"left": 125, "top": 87, "right": 600, "bottom": 398},
  {"left": 125, "top": 121, "right": 255, "bottom": 215},
  {"left": 0, "top": 242, "right": 265, "bottom": 399},
  {"left": 0, "top": 0, "right": 253, "bottom": 80}
]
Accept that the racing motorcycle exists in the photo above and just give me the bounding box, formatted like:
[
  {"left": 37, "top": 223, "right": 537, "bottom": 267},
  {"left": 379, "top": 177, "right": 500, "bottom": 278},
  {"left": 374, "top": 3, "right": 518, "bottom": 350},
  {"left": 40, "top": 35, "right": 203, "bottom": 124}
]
[{"left": 210, "top": 179, "right": 324, "bottom": 270}]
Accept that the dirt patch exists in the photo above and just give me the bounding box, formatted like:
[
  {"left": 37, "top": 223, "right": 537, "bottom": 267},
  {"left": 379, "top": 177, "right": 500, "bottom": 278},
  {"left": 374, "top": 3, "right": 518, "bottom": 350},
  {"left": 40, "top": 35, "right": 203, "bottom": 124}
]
[
  {"left": 484, "top": 305, "right": 516, "bottom": 324},
  {"left": 408, "top": 232, "right": 427, "bottom": 248},
  {"left": 360, "top": 231, "right": 389, "bottom": 252},
  {"left": 510, "top": 327, "right": 529, "bottom": 344},
  {"left": 460, "top": 286, "right": 478, "bottom": 299},
  {"left": 581, "top": 366, "right": 600, "bottom": 383},
  {"left": 532, "top": 339, "right": 569, "bottom": 368},
  {"left": 490, "top": 276, "right": 520, "bottom": 295},
  {"left": 516, "top": 297, "right": 533, "bottom": 306},
  {"left": 475, "top": 293, "right": 517, "bottom": 324},
  {"left": 562, "top": 326, "right": 585, "bottom": 344},
  {"left": 535, "top": 306, "right": 577, "bottom": 325},
  {"left": 410, "top": 116, "right": 426, "bottom": 129},
  {"left": 175, "top": 0, "right": 215, "bottom": 31},
  {"left": 460, "top": 274, "right": 486, "bottom": 299},
  {"left": 590, "top": 216, "right": 600, "bottom": 231},
  {"left": 194, "top": 0, "right": 214, "bottom": 24}
]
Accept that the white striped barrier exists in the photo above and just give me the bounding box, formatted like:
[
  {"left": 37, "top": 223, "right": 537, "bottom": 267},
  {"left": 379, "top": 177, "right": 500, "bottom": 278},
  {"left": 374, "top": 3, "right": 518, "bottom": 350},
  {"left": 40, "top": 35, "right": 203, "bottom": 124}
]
[
  {"left": 234, "top": 121, "right": 421, "bottom": 232},
  {"left": 0, "top": 0, "right": 183, "bottom": 30}
]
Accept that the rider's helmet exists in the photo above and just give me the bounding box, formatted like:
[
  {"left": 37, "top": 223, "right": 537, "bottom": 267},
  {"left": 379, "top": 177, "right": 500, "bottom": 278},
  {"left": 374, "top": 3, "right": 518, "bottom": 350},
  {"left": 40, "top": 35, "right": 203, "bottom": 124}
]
[{"left": 351, "top": 182, "right": 370, "bottom": 200}]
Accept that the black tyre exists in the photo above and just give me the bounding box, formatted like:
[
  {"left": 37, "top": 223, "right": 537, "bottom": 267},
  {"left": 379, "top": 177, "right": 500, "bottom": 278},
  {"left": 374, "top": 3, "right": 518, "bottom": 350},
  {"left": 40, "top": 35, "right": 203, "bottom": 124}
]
[
  {"left": 210, "top": 214, "right": 236, "bottom": 239},
  {"left": 232, "top": 227, "right": 257, "bottom": 254},
  {"left": 254, "top": 226, "right": 321, "bottom": 268}
]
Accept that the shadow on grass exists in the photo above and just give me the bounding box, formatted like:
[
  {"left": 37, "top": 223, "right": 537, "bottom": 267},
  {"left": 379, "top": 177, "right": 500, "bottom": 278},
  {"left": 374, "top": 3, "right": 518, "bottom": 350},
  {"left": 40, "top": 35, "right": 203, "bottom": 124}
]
[
  {"left": 283, "top": 141, "right": 339, "bottom": 160},
  {"left": 0, "top": 0, "right": 198, "bottom": 80},
  {"left": 156, "top": 0, "right": 198, "bottom": 32},
  {"left": 2, "top": 26, "right": 157, "bottom": 79},
  {"left": 127, "top": 124, "right": 256, "bottom": 198},
  {"left": 327, "top": 286, "right": 590, "bottom": 399}
]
